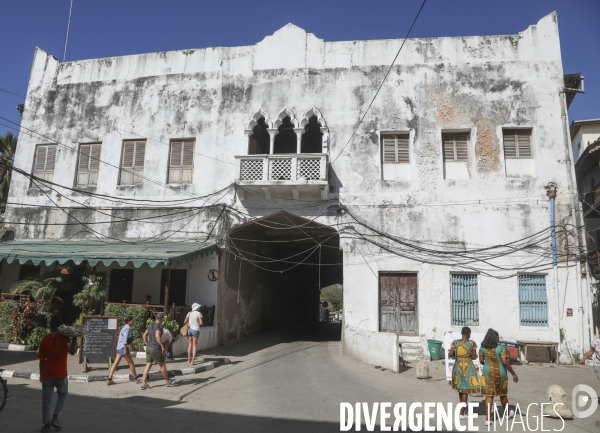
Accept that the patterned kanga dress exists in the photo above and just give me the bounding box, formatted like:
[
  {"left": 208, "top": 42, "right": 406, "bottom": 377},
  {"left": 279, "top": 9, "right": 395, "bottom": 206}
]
[
  {"left": 451, "top": 340, "right": 480, "bottom": 393},
  {"left": 480, "top": 345, "right": 509, "bottom": 397}
]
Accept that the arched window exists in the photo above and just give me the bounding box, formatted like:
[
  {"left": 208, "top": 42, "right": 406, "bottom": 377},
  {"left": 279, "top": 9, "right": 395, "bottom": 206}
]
[
  {"left": 301, "top": 116, "right": 323, "bottom": 153},
  {"left": 273, "top": 109, "right": 299, "bottom": 154},
  {"left": 248, "top": 117, "right": 270, "bottom": 154}
]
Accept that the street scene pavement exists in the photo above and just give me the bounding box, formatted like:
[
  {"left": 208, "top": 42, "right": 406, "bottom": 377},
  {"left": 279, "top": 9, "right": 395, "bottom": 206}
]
[{"left": 1, "top": 322, "right": 599, "bottom": 432}]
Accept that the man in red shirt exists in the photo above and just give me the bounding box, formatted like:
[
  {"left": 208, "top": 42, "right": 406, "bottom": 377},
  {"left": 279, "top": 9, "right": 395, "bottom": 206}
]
[{"left": 37, "top": 317, "right": 76, "bottom": 432}]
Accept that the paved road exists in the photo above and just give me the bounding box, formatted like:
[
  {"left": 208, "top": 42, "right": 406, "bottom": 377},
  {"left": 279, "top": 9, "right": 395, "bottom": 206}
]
[{"left": 1, "top": 322, "right": 599, "bottom": 432}]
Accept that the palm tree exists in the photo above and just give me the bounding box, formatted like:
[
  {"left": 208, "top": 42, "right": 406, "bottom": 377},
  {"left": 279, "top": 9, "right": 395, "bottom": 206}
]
[
  {"left": 11, "top": 272, "right": 62, "bottom": 314},
  {"left": 0, "top": 132, "right": 18, "bottom": 204}
]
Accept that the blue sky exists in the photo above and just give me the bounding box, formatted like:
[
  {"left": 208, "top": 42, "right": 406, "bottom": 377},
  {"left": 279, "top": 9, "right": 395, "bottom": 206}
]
[{"left": 1, "top": 0, "right": 598, "bottom": 137}]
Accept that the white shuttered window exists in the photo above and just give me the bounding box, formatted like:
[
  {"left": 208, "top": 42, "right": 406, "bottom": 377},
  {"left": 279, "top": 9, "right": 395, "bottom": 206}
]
[
  {"left": 169, "top": 141, "right": 195, "bottom": 183},
  {"left": 120, "top": 140, "right": 146, "bottom": 185},
  {"left": 442, "top": 132, "right": 469, "bottom": 162},
  {"left": 503, "top": 129, "right": 532, "bottom": 159},
  {"left": 77, "top": 143, "right": 101, "bottom": 186},
  {"left": 381, "top": 134, "right": 409, "bottom": 163},
  {"left": 33, "top": 145, "right": 57, "bottom": 182}
]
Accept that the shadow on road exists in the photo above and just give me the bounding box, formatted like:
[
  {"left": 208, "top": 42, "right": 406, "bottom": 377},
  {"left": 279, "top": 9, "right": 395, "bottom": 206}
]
[
  {"left": 1, "top": 380, "right": 440, "bottom": 433},
  {"left": 200, "top": 321, "right": 341, "bottom": 358}
]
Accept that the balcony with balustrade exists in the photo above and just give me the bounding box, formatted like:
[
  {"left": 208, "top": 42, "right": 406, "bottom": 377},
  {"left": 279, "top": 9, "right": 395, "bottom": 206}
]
[{"left": 235, "top": 107, "right": 330, "bottom": 202}]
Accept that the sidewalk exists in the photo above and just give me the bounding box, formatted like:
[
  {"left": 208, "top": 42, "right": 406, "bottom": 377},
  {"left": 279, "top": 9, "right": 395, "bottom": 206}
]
[{"left": 0, "top": 348, "right": 229, "bottom": 382}]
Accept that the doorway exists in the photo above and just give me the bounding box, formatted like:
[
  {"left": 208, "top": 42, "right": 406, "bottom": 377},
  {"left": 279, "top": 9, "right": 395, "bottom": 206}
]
[
  {"left": 160, "top": 269, "right": 187, "bottom": 306},
  {"left": 379, "top": 273, "right": 418, "bottom": 335},
  {"left": 108, "top": 269, "right": 134, "bottom": 303}
]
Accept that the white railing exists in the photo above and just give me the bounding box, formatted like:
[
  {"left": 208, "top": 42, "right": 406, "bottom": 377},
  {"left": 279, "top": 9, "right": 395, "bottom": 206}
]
[{"left": 236, "top": 154, "right": 328, "bottom": 182}]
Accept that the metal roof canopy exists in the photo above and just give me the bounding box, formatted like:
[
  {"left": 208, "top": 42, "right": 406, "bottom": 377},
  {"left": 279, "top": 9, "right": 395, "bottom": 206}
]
[{"left": 0, "top": 240, "right": 218, "bottom": 268}]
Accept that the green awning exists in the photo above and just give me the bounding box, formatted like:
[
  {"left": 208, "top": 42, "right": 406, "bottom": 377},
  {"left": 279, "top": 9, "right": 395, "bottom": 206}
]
[{"left": 0, "top": 240, "right": 218, "bottom": 268}]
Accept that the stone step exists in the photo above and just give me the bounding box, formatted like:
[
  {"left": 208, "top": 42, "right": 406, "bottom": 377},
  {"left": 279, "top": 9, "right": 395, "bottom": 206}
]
[{"left": 397, "top": 335, "right": 421, "bottom": 344}]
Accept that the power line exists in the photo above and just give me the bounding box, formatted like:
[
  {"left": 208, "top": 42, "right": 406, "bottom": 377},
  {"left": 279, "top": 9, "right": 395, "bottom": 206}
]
[
  {"left": 329, "top": 0, "right": 428, "bottom": 165},
  {"left": 0, "top": 89, "right": 25, "bottom": 99}
]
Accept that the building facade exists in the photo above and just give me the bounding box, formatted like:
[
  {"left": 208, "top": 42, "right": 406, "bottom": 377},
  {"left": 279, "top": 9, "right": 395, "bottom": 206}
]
[{"left": 2, "top": 12, "right": 593, "bottom": 369}]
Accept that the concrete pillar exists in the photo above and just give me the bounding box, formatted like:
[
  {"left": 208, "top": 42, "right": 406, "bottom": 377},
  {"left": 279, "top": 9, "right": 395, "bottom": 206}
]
[
  {"left": 267, "top": 129, "right": 277, "bottom": 154},
  {"left": 294, "top": 128, "right": 303, "bottom": 154}
]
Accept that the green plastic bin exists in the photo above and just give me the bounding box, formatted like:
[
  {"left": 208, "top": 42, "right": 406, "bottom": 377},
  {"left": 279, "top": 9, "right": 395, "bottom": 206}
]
[{"left": 427, "top": 339, "right": 443, "bottom": 361}]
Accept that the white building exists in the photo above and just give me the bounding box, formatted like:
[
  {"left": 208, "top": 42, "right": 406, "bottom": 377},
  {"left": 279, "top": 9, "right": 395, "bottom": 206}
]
[{"left": 0, "top": 12, "right": 593, "bottom": 369}]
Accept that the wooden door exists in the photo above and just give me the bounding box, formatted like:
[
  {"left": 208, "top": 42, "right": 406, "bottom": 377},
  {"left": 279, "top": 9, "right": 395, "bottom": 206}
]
[
  {"left": 160, "top": 269, "right": 187, "bottom": 306},
  {"left": 379, "top": 273, "right": 418, "bottom": 335}
]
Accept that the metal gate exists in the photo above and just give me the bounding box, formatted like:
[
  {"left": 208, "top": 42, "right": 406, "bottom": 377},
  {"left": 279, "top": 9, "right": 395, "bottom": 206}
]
[{"left": 379, "top": 273, "right": 418, "bottom": 335}]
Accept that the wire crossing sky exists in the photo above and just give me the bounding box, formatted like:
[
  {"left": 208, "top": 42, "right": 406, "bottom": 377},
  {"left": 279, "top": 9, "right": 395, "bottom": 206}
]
[{"left": 0, "top": 0, "right": 598, "bottom": 137}]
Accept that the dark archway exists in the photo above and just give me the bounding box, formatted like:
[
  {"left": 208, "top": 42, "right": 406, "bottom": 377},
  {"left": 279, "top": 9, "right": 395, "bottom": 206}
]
[
  {"left": 218, "top": 211, "right": 343, "bottom": 342},
  {"left": 273, "top": 117, "right": 297, "bottom": 154},
  {"left": 301, "top": 116, "right": 323, "bottom": 153},
  {"left": 248, "top": 117, "right": 270, "bottom": 154}
]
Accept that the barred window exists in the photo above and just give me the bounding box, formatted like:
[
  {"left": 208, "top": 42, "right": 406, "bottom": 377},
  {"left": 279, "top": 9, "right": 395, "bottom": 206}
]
[
  {"left": 503, "top": 129, "right": 532, "bottom": 159},
  {"left": 451, "top": 274, "right": 479, "bottom": 326},
  {"left": 382, "top": 134, "right": 409, "bottom": 163},
  {"left": 519, "top": 275, "right": 548, "bottom": 326},
  {"left": 442, "top": 132, "right": 469, "bottom": 162},
  {"left": 119, "top": 140, "right": 146, "bottom": 185},
  {"left": 33, "top": 145, "right": 57, "bottom": 182},
  {"left": 76, "top": 143, "right": 101, "bottom": 186},
  {"left": 169, "top": 141, "right": 194, "bottom": 183}
]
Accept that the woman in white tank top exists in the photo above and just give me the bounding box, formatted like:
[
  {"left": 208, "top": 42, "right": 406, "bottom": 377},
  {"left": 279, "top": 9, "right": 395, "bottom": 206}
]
[{"left": 183, "top": 303, "right": 204, "bottom": 364}]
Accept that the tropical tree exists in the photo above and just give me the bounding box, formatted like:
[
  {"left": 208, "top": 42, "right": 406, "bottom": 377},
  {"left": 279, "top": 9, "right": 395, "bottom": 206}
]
[
  {"left": 73, "top": 274, "right": 106, "bottom": 315},
  {"left": 11, "top": 272, "right": 62, "bottom": 314},
  {"left": 0, "top": 132, "right": 18, "bottom": 205},
  {"left": 320, "top": 284, "right": 343, "bottom": 311}
]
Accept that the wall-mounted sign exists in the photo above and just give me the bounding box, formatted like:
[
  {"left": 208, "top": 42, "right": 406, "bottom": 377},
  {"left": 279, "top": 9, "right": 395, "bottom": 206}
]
[
  {"left": 566, "top": 308, "right": 573, "bottom": 317},
  {"left": 208, "top": 269, "right": 219, "bottom": 282}
]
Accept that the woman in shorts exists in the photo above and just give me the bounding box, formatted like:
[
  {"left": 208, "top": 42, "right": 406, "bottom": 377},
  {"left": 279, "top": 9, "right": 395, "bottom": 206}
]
[
  {"left": 107, "top": 316, "right": 140, "bottom": 385},
  {"left": 183, "top": 303, "right": 203, "bottom": 364}
]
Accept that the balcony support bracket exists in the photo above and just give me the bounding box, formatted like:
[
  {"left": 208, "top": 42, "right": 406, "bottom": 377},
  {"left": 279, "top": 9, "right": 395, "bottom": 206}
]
[
  {"left": 291, "top": 187, "right": 299, "bottom": 200},
  {"left": 262, "top": 187, "right": 271, "bottom": 201}
]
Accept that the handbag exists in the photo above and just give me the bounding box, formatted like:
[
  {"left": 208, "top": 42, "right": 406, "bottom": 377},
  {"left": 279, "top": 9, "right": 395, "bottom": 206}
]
[{"left": 180, "top": 322, "right": 189, "bottom": 337}]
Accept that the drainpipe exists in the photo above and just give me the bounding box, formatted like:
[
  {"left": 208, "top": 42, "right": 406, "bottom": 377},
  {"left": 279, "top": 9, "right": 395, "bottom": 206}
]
[
  {"left": 559, "top": 88, "right": 588, "bottom": 355},
  {"left": 545, "top": 183, "right": 561, "bottom": 351}
]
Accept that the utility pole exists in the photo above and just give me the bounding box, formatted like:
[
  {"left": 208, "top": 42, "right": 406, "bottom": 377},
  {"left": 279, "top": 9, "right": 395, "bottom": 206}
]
[{"left": 545, "top": 182, "right": 560, "bottom": 357}]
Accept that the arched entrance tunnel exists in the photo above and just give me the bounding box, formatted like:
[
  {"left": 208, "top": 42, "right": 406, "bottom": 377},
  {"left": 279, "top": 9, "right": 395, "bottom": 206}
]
[{"left": 217, "top": 211, "right": 343, "bottom": 342}]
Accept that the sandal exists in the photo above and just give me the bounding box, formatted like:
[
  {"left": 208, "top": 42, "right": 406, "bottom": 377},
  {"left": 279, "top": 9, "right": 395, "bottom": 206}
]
[
  {"left": 166, "top": 379, "right": 176, "bottom": 387},
  {"left": 133, "top": 378, "right": 141, "bottom": 384},
  {"left": 141, "top": 383, "right": 151, "bottom": 390}
]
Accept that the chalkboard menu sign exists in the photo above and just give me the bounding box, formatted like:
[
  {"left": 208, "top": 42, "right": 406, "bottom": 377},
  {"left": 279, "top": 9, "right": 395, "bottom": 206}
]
[{"left": 80, "top": 316, "right": 118, "bottom": 368}]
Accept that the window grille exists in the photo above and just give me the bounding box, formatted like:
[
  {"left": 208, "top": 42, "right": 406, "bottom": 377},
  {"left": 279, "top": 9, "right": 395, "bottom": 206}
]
[
  {"left": 382, "top": 134, "right": 409, "bottom": 163},
  {"left": 269, "top": 158, "right": 292, "bottom": 180},
  {"left": 120, "top": 140, "right": 146, "bottom": 185},
  {"left": 519, "top": 274, "right": 548, "bottom": 326},
  {"left": 442, "top": 132, "right": 469, "bottom": 162},
  {"left": 451, "top": 274, "right": 479, "bottom": 326},
  {"left": 76, "top": 143, "right": 101, "bottom": 186},
  {"left": 297, "top": 158, "right": 321, "bottom": 180},
  {"left": 169, "top": 141, "right": 194, "bottom": 183},
  {"left": 503, "top": 129, "right": 532, "bottom": 159},
  {"left": 240, "top": 159, "right": 264, "bottom": 180},
  {"left": 33, "top": 145, "right": 57, "bottom": 182}
]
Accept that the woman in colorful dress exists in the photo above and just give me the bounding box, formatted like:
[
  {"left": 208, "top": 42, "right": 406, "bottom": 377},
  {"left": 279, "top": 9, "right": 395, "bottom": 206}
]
[
  {"left": 579, "top": 335, "right": 600, "bottom": 384},
  {"left": 479, "top": 329, "right": 518, "bottom": 426},
  {"left": 448, "top": 326, "right": 480, "bottom": 420}
]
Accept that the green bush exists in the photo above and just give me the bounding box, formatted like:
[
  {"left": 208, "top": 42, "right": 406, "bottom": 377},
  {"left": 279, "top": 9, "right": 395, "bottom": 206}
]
[
  {"left": 103, "top": 304, "right": 148, "bottom": 351},
  {"left": 0, "top": 301, "right": 17, "bottom": 343},
  {"left": 27, "top": 326, "right": 50, "bottom": 349},
  {"left": 10, "top": 301, "right": 45, "bottom": 344}
]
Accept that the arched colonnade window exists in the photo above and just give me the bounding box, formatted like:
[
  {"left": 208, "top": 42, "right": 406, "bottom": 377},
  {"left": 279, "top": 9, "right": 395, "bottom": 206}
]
[{"left": 246, "top": 107, "right": 329, "bottom": 155}]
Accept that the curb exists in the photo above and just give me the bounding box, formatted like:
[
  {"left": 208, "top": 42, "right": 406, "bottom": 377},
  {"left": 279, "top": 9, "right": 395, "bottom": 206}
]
[
  {"left": 0, "top": 357, "right": 231, "bottom": 383},
  {"left": 0, "top": 343, "right": 31, "bottom": 351}
]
